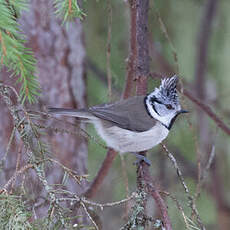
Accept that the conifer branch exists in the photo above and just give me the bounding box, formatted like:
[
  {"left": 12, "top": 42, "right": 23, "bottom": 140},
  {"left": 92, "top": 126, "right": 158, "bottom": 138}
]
[
  {"left": 54, "top": 0, "right": 86, "bottom": 22},
  {"left": 0, "top": 1, "right": 40, "bottom": 103}
]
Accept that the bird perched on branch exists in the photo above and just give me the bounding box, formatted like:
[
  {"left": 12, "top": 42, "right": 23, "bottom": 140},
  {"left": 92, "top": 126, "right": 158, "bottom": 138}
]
[{"left": 48, "top": 75, "right": 187, "bottom": 164}]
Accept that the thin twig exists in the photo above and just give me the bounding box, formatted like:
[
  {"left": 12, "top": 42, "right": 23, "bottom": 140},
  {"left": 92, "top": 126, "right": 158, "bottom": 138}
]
[
  {"left": 56, "top": 192, "right": 135, "bottom": 211},
  {"left": 195, "top": 138, "right": 216, "bottom": 199},
  {"left": 155, "top": 9, "right": 179, "bottom": 73},
  {"left": 10, "top": 141, "right": 23, "bottom": 192},
  {"left": 80, "top": 201, "right": 99, "bottom": 230},
  {"left": 106, "top": 0, "right": 112, "bottom": 99},
  {"left": 160, "top": 190, "right": 190, "bottom": 230},
  {"left": 47, "top": 158, "right": 88, "bottom": 184},
  {"left": 82, "top": 192, "right": 136, "bottom": 209},
  {"left": 161, "top": 144, "right": 206, "bottom": 230},
  {"left": 183, "top": 88, "right": 230, "bottom": 136},
  {"left": 122, "top": 0, "right": 137, "bottom": 99},
  {"left": 3, "top": 163, "right": 34, "bottom": 191}
]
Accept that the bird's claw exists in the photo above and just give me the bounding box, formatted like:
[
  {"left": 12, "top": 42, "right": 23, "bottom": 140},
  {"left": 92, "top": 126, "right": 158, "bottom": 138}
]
[{"left": 133, "top": 153, "right": 151, "bottom": 166}]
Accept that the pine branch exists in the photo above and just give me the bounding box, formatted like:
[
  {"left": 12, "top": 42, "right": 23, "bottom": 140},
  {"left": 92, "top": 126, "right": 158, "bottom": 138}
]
[
  {"left": 0, "top": 83, "right": 67, "bottom": 227},
  {"left": 54, "top": 0, "right": 86, "bottom": 22},
  {"left": 0, "top": 1, "right": 40, "bottom": 103},
  {"left": 0, "top": 194, "right": 32, "bottom": 229}
]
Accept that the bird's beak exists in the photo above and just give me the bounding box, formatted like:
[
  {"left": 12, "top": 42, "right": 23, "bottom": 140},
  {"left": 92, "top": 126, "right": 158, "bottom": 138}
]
[{"left": 179, "top": 109, "right": 189, "bottom": 114}]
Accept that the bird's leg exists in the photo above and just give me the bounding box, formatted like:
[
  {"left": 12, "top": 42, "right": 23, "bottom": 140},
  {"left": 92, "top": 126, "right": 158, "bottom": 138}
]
[{"left": 130, "top": 152, "right": 151, "bottom": 166}]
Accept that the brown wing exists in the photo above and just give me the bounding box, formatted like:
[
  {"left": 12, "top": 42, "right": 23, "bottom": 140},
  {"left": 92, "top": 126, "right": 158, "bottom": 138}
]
[{"left": 89, "top": 96, "right": 157, "bottom": 132}]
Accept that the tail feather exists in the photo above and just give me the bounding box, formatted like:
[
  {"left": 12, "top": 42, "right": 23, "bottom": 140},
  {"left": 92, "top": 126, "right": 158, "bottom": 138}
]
[{"left": 48, "top": 108, "right": 95, "bottom": 119}]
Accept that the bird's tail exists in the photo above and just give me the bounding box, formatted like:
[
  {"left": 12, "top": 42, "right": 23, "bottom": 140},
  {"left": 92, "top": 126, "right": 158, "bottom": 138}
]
[{"left": 48, "top": 108, "right": 95, "bottom": 120}]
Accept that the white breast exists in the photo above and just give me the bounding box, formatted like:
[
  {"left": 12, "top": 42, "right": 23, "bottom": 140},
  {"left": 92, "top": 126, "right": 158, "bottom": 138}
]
[{"left": 93, "top": 120, "right": 169, "bottom": 153}]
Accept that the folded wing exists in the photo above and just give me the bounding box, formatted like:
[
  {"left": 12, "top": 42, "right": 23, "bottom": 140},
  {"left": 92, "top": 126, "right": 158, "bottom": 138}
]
[{"left": 89, "top": 96, "right": 157, "bottom": 132}]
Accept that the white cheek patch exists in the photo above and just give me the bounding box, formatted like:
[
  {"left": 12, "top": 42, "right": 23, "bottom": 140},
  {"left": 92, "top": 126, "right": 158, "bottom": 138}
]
[{"left": 146, "top": 95, "right": 177, "bottom": 128}]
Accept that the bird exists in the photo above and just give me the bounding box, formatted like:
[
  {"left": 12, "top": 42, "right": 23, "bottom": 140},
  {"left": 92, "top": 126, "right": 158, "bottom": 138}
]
[{"left": 48, "top": 75, "right": 187, "bottom": 163}]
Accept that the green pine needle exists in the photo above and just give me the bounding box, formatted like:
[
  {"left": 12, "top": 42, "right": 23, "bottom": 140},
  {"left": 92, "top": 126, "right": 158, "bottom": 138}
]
[
  {"left": 54, "top": 0, "right": 86, "bottom": 22},
  {"left": 0, "top": 194, "right": 32, "bottom": 229},
  {"left": 0, "top": 1, "right": 40, "bottom": 103}
]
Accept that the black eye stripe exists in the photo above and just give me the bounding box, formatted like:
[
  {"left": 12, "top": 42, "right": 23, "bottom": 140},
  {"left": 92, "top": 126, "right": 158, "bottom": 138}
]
[
  {"left": 149, "top": 96, "right": 174, "bottom": 111},
  {"left": 150, "top": 97, "right": 162, "bottom": 104},
  {"left": 156, "top": 100, "right": 163, "bottom": 104}
]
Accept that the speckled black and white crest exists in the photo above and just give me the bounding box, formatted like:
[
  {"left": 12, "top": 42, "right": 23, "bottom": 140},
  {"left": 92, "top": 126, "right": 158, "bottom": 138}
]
[{"left": 156, "top": 75, "right": 179, "bottom": 105}]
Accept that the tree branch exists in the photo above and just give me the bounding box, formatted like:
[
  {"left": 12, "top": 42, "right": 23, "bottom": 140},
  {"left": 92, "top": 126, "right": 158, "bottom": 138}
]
[
  {"left": 0, "top": 83, "right": 66, "bottom": 224},
  {"left": 183, "top": 88, "right": 230, "bottom": 135},
  {"left": 134, "top": 0, "right": 172, "bottom": 229},
  {"left": 135, "top": 0, "right": 149, "bottom": 95},
  {"left": 138, "top": 165, "right": 173, "bottom": 230}
]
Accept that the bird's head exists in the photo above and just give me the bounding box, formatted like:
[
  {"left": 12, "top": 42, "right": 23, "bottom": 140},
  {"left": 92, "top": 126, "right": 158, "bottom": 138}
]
[{"left": 145, "top": 75, "right": 188, "bottom": 129}]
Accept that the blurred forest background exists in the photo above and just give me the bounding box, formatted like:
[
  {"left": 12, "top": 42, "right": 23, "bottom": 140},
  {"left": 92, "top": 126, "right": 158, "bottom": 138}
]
[{"left": 0, "top": 0, "right": 230, "bottom": 229}]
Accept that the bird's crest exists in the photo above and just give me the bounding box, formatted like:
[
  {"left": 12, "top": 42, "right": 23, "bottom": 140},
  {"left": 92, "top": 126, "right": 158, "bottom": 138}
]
[{"left": 155, "top": 75, "right": 179, "bottom": 105}]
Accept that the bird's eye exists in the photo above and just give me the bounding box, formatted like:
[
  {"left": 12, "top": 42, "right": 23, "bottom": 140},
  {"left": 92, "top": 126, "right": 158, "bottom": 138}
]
[{"left": 165, "top": 104, "right": 173, "bottom": 110}]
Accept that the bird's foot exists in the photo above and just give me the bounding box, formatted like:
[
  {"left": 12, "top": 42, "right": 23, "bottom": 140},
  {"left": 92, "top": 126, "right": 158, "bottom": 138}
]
[{"left": 132, "top": 153, "right": 151, "bottom": 166}]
